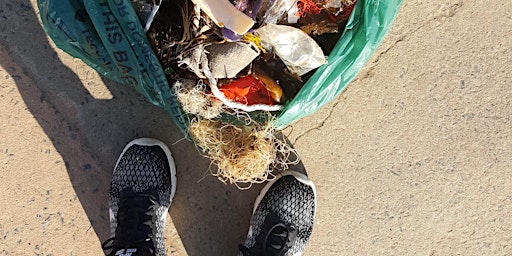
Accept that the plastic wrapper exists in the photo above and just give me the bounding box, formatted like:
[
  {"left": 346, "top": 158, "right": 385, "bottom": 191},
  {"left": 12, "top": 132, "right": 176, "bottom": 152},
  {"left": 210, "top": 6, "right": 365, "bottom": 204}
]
[
  {"left": 263, "top": 0, "right": 298, "bottom": 24},
  {"left": 257, "top": 24, "right": 327, "bottom": 76}
]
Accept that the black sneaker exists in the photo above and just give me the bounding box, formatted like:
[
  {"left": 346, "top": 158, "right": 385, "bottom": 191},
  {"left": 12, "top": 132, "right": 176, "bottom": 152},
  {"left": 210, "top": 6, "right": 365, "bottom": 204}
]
[
  {"left": 239, "top": 171, "right": 317, "bottom": 256},
  {"left": 102, "top": 138, "right": 177, "bottom": 256}
]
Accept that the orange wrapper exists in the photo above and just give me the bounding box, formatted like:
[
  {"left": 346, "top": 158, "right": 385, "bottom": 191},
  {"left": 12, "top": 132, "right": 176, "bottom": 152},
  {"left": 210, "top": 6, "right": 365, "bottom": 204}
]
[{"left": 218, "top": 76, "right": 276, "bottom": 106}]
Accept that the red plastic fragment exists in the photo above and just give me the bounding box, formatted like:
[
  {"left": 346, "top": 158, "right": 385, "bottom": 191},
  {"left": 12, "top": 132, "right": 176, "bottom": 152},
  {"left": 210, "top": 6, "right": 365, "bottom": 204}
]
[
  {"left": 218, "top": 75, "right": 276, "bottom": 105},
  {"left": 297, "top": 0, "right": 323, "bottom": 17}
]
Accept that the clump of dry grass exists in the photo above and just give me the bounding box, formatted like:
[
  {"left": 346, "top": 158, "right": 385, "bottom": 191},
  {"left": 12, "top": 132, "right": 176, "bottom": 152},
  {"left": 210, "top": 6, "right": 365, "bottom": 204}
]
[
  {"left": 188, "top": 117, "right": 297, "bottom": 188},
  {"left": 174, "top": 80, "right": 223, "bottom": 119}
]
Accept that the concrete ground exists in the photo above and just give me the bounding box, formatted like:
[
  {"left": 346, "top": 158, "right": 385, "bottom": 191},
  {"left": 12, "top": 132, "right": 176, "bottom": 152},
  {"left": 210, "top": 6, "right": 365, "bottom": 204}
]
[{"left": 1, "top": 0, "right": 511, "bottom": 255}]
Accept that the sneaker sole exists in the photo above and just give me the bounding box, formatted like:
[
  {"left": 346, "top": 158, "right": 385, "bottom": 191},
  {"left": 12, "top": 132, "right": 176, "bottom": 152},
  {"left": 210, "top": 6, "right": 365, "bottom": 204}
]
[
  {"left": 251, "top": 170, "right": 317, "bottom": 216},
  {"left": 113, "top": 138, "right": 177, "bottom": 203}
]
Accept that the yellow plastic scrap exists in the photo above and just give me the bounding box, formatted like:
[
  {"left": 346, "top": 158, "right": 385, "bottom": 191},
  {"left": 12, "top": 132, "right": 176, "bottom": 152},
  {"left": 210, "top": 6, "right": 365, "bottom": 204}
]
[{"left": 243, "top": 33, "right": 266, "bottom": 53}]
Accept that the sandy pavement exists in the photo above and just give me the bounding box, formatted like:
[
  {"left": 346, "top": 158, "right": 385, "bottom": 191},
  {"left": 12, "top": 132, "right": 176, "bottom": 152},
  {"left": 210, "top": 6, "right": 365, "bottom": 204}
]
[{"left": 1, "top": 0, "right": 511, "bottom": 255}]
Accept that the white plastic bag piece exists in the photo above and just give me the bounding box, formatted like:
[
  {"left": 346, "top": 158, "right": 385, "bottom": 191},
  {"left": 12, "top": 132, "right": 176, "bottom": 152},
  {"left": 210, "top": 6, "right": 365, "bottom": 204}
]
[
  {"left": 287, "top": 3, "right": 299, "bottom": 24},
  {"left": 263, "top": 0, "right": 297, "bottom": 24},
  {"left": 257, "top": 24, "right": 327, "bottom": 76}
]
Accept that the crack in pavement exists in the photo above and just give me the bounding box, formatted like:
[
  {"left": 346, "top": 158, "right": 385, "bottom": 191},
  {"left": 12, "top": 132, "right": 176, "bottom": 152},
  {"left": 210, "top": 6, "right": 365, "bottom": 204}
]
[
  {"left": 293, "top": 1, "right": 464, "bottom": 143},
  {"left": 361, "top": 1, "right": 464, "bottom": 79},
  {"left": 292, "top": 98, "right": 340, "bottom": 144}
]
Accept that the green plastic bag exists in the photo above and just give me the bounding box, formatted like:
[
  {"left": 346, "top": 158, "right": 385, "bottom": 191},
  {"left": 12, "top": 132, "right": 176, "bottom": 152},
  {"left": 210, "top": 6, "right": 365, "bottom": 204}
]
[
  {"left": 38, "top": 0, "right": 189, "bottom": 135},
  {"left": 274, "top": 0, "right": 403, "bottom": 129},
  {"left": 38, "top": 0, "right": 402, "bottom": 134}
]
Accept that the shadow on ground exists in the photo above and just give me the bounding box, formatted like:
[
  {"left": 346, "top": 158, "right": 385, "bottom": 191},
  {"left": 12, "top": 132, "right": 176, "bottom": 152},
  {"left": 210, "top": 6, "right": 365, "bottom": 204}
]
[{"left": 0, "top": 1, "right": 262, "bottom": 255}]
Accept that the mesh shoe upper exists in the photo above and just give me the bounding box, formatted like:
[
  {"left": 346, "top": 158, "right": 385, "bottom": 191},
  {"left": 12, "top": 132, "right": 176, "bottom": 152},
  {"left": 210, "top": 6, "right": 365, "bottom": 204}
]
[
  {"left": 102, "top": 188, "right": 159, "bottom": 256},
  {"left": 240, "top": 172, "right": 316, "bottom": 256},
  {"left": 103, "top": 138, "right": 176, "bottom": 256}
]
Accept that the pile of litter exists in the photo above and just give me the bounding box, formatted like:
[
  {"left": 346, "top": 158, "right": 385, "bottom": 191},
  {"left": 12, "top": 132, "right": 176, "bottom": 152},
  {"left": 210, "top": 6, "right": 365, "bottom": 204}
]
[
  {"left": 38, "top": 0, "right": 402, "bottom": 187},
  {"left": 136, "top": 0, "right": 356, "bottom": 185}
]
